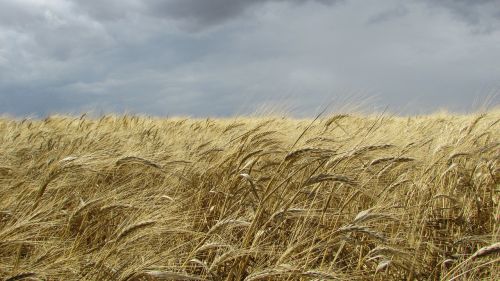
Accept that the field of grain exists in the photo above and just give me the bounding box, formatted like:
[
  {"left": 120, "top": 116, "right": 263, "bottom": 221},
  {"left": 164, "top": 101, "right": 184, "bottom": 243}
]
[{"left": 0, "top": 110, "right": 499, "bottom": 280}]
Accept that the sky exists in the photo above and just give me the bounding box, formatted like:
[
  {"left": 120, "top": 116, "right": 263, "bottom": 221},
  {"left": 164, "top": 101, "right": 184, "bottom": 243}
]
[{"left": 0, "top": 0, "right": 499, "bottom": 117}]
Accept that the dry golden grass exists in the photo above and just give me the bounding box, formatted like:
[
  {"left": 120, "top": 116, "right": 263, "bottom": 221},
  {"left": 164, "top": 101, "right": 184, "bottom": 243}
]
[{"left": 0, "top": 109, "right": 498, "bottom": 280}]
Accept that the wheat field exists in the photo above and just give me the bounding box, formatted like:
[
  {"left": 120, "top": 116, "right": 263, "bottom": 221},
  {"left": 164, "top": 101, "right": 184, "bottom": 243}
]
[{"left": 0, "top": 110, "right": 499, "bottom": 281}]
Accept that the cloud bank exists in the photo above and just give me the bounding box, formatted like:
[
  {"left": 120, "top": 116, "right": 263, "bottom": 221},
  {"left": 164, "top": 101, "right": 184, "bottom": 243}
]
[{"left": 0, "top": 0, "right": 499, "bottom": 117}]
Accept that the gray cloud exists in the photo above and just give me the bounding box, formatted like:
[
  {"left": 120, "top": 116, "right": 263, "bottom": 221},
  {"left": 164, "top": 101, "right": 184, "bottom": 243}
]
[
  {"left": 146, "top": 0, "right": 343, "bottom": 30},
  {"left": 366, "top": 5, "right": 408, "bottom": 24},
  {"left": 421, "top": 0, "right": 500, "bottom": 33},
  {"left": 0, "top": 0, "right": 499, "bottom": 117},
  {"left": 71, "top": 0, "right": 142, "bottom": 21},
  {"left": 0, "top": 1, "right": 36, "bottom": 26}
]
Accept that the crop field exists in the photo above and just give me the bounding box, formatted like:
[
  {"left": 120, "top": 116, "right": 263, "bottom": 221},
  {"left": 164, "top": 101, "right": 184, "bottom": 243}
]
[{"left": 0, "top": 110, "right": 499, "bottom": 280}]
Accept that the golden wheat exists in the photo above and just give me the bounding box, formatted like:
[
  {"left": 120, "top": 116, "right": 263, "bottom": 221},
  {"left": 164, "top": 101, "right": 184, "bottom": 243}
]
[{"left": 0, "top": 109, "right": 498, "bottom": 280}]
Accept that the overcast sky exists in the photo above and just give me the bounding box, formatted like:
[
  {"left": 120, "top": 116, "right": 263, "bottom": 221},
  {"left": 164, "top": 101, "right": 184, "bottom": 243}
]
[{"left": 0, "top": 0, "right": 499, "bottom": 117}]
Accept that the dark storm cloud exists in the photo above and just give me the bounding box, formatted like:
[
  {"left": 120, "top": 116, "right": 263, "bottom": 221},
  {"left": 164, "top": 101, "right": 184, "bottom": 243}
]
[
  {"left": 421, "top": 0, "right": 500, "bottom": 32},
  {"left": 146, "top": 0, "right": 343, "bottom": 29},
  {"left": 0, "top": 0, "right": 499, "bottom": 117}
]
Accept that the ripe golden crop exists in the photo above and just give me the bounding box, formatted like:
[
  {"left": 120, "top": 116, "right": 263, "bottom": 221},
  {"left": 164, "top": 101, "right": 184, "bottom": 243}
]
[{"left": 0, "top": 110, "right": 498, "bottom": 280}]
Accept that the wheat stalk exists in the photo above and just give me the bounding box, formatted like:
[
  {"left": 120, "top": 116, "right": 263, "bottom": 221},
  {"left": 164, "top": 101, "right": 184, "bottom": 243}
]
[
  {"left": 470, "top": 242, "right": 500, "bottom": 260},
  {"left": 115, "top": 220, "right": 156, "bottom": 243}
]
